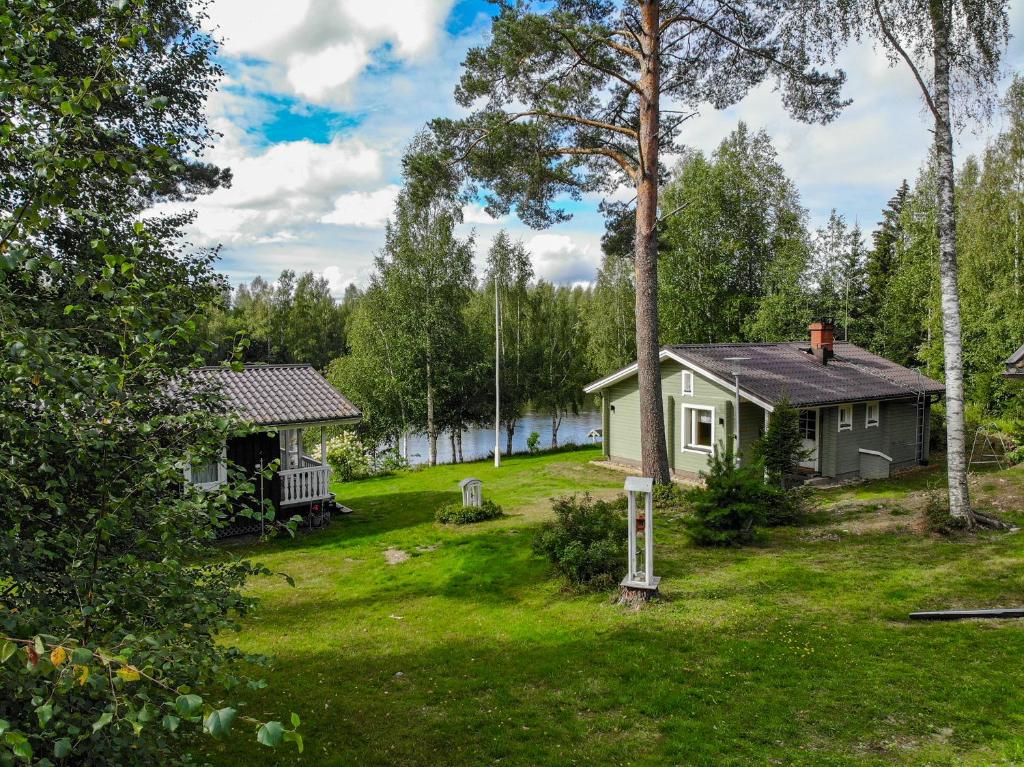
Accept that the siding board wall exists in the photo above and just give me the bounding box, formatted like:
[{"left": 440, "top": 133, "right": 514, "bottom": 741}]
[{"left": 605, "top": 362, "right": 929, "bottom": 480}]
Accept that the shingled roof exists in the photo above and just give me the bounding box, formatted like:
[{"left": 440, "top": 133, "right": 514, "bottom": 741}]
[
  {"left": 195, "top": 364, "right": 361, "bottom": 426},
  {"left": 1005, "top": 343, "right": 1024, "bottom": 377},
  {"left": 585, "top": 342, "right": 945, "bottom": 408}
]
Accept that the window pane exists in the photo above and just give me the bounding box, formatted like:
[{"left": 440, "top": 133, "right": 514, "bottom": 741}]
[
  {"left": 690, "top": 410, "right": 712, "bottom": 447},
  {"left": 191, "top": 460, "right": 219, "bottom": 485}
]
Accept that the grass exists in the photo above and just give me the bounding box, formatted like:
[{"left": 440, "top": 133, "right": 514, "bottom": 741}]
[{"left": 206, "top": 448, "right": 1024, "bottom": 767}]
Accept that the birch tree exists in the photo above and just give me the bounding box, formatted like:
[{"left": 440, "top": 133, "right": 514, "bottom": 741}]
[
  {"left": 412, "top": 0, "right": 848, "bottom": 482},
  {"left": 836, "top": 0, "right": 1010, "bottom": 526},
  {"left": 373, "top": 192, "right": 476, "bottom": 466},
  {"left": 486, "top": 231, "right": 536, "bottom": 455}
]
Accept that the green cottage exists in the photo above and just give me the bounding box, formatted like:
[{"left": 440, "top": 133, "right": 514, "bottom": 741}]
[{"left": 585, "top": 322, "right": 945, "bottom": 482}]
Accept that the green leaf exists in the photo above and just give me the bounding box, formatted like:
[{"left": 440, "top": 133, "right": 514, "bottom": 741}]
[
  {"left": 4, "top": 731, "right": 32, "bottom": 759},
  {"left": 0, "top": 641, "right": 16, "bottom": 663},
  {"left": 36, "top": 703, "right": 53, "bottom": 728},
  {"left": 290, "top": 712, "right": 300, "bottom": 728},
  {"left": 54, "top": 737, "right": 72, "bottom": 759},
  {"left": 162, "top": 714, "right": 180, "bottom": 733},
  {"left": 92, "top": 712, "right": 113, "bottom": 732},
  {"left": 283, "top": 730, "right": 304, "bottom": 753},
  {"left": 203, "top": 707, "right": 236, "bottom": 739},
  {"left": 174, "top": 694, "right": 202, "bottom": 717},
  {"left": 70, "top": 647, "right": 92, "bottom": 665},
  {"left": 256, "top": 720, "right": 284, "bottom": 747}
]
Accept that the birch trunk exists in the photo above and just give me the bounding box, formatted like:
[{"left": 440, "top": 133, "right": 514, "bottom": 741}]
[
  {"left": 931, "top": 3, "right": 973, "bottom": 523},
  {"left": 634, "top": 0, "right": 671, "bottom": 484},
  {"left": 551, "top": 411, "right": 559, "bottom": 449}
]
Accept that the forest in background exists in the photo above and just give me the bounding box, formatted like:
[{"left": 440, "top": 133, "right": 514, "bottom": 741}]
[{"left": 201, "top": 76, "right": 1024, "bottom": 462}]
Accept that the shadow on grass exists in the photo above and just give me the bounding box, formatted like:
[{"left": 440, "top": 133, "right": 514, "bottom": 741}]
[{"left": 207, "top": 609, "right": 1024, "bottom": 767}]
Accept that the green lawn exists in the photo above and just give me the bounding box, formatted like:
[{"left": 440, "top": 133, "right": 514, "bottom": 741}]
[{"left": 207, "top": 448, "right": 1024, "bottom": 767}]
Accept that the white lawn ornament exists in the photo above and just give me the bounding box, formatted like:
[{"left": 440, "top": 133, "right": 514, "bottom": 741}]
[
  {"left": 620, "top": 476, "right": 660, "bottom": 601},
  {"left": 459, "top": 477, "right": 483, "bottom": 507}
]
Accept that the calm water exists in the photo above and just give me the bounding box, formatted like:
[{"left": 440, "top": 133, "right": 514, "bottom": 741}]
[{"left": 400, "top": 409, "right": 602, "bottom": 465}]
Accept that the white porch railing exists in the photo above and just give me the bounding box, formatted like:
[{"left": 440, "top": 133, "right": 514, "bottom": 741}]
[{"left": 280, "top": 462, "right": 332, "bottom": 506}]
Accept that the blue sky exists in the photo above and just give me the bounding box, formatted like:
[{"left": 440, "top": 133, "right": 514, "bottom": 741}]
[{"left": 167, "top": 0, "right": 1024, "bottom": 296}]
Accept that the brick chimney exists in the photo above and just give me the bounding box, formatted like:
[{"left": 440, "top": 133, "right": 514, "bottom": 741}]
[{"left": 808, "top": 319, "right": 835, "bottom": 364}]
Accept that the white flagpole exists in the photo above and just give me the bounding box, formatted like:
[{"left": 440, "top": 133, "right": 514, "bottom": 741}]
[{"left": 494, "top": 273, "right": 501, "bottom": 468}]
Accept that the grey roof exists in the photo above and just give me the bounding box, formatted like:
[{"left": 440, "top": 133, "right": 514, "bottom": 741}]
[
  {"left": 1005, "top": 343, "right": 1024, "bottom": 376},
  {"left": 195, "top": 364, "right": 361, "bottom": 426},
  {"left": 589, "top": 342, "right": 945, "bottom": 407}
]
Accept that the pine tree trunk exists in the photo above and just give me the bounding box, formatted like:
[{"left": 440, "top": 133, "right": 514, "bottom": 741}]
[
  {"left": 505, "top": 421, "right": 515, "bottom": 456},
  {"left": 931, "top": 5, "right": 973, "bottom": 525},
  {"left": 634, "top": 0, "right": 671, "bottom": 484}
]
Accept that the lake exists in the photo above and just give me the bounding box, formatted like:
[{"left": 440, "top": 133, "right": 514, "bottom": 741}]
[{"left": 401, "top": 409, "right": 602, "bottom": 465}]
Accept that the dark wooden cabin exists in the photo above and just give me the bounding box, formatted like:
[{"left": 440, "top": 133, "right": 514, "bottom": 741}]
[{"left": 187, "top": 364, "right": 361, "bottom": 536}]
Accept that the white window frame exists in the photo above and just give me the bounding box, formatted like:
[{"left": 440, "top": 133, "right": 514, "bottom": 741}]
[
  {"left": 682, "top": 404, "right": 715, "bottom": 453},
  {"left": 838, "top": 404, "right": 853, "bottom": 432},
  {"left": 681, "top": 370, "right": 694, "bottom": 396},
  {"left": 865, "top": 401, "right": 880, "bottom": 428},
  {"left": 184, "top": 445, "right": 227, "bottom": 491}
]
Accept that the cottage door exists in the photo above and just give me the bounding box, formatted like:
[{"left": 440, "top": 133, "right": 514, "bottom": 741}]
[{"left": 798, "top": 410, "right": 818, "bottom": 471}]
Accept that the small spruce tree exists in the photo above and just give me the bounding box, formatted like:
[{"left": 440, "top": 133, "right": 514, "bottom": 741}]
[{"left": 752, "top": 398, "right": 810, "bottom": 488}]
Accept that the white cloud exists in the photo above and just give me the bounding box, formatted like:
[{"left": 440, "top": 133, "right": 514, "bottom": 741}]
[
  {"left": 157, "top": 107, "right": 386, "bottom": 246},
  {"left": 461, "top": 203, "right": 506, "bottom": 225},
  {"left": 322, "top": 265, "right": 362, "bottom": 295},
  {"left": 323, "top": 184, "right": 401, "bottom": 227},
  {"left": 286, "top": 41, "right": 370, "bottom": 102},
  {"left": 524, "top": 232, "right": 602, "bottom": 285},
  {"left": 207, "top": 0, "right": 457, "bottom": 105}
]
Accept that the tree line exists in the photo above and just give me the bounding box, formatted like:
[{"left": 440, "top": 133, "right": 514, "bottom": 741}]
[
  {"left": 204, "top": 76, "right": 1023, "bottom": 468},
  {"left": 408, "top": 0, "right": 1011, "bottom": 528}
]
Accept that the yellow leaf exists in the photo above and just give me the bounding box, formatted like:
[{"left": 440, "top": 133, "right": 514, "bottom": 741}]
[
  {"left": 117, "top": 665, "right": 140, "bottom": 682},
  {"left": 75, "top": 665, "right": 90, "bottom": 686},
  {"left": 50, "top": 646, "right": 67, "bottom": 667}
]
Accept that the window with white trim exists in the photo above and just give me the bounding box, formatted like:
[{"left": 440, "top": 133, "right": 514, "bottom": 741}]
[
  {"left": 185, "top": 446, "right": 227, "bottom": 490},
  {"left": 683, "top": 405, "right": 715, "bottom": 452},
  {"left": 681, "top": 370, "right": 694, "bottom": 396},
  {"left": 865, "top": 401, "right": 880, "bottom": 428},
  {"left": 838, "top": 404, "right": 853, "bottom": 432}
]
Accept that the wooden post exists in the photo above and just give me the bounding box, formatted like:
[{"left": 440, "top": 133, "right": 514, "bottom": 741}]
[
  {"left": 734, "top": 374, "right": 741, "bottom": 465},
  {"left": 321, "top": 426, "right": 327, "bottom": 466},
  {"left": 619, "top": 476, "right": 660, "bottom": 604},
  {"left": 643, "top": 486, "right": 654, "bottom": 586}
]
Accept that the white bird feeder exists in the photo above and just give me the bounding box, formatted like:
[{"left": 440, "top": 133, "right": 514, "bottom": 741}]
[
  {"left": 620, "top": 476, "right": 660, "bottom": 600},
  {"left": 459, "top": 477, "right": 483, "bottom": 507}
]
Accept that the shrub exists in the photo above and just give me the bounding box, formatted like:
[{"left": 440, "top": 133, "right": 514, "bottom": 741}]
[
  {"left": 653, "top": 481, "right": 686, "bottom": 509},
  {"left": 435, "top": 499, "right": 504, "bottom": 524},
  {"left": 923, "top": 488, "right": 969, "bottom": 535},
  {"left": 762, "top": 484, "right": 814, "bottom": 527},
  {"left": 527, "top": 431, "right": 541, "bottom": 453},
  {"left": 533, "top": 494, "right": 627, "bottom": 589},
  {"left": 325, "top": 431, "right": 372, "bottom": 481},
  {"left": 376, "top": 448, "right": 408, "bottom": 475},
  {"left": 684, "top": 448, "right": 773, "bottom": 546}
]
